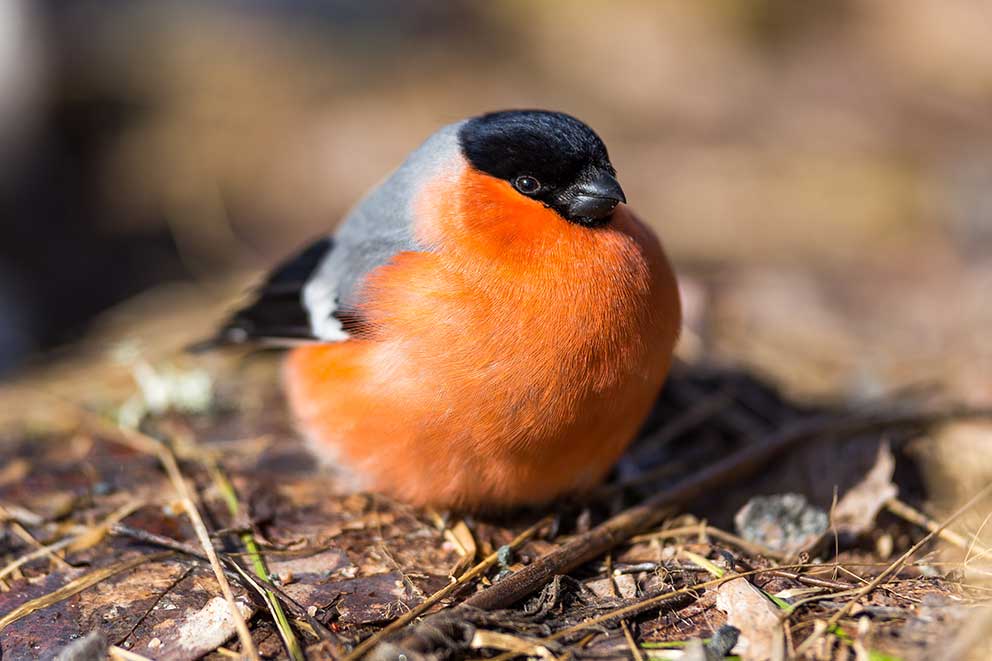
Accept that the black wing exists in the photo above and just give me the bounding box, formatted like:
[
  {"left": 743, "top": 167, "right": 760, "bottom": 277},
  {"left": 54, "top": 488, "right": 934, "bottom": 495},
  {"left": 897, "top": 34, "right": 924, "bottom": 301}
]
[{"left": 193, "top": 237, "right": 333, "bottom": 350}]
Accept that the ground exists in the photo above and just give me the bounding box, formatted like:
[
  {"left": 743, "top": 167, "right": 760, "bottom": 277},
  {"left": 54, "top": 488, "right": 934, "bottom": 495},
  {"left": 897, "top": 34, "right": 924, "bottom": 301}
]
[{"left": 1, "top": 255, "right": 991, "bottom": 660}]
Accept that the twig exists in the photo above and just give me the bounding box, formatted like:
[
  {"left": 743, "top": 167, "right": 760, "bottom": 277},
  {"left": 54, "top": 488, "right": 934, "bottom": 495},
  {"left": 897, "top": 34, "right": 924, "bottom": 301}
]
[
  {"left": 779, "top": 586, "right": 864, "bottom": 615},
  {"left": 597, "top": 552, "right": 642, "bottom": 661},
  {"left": 885, "top": 497, "right": 990, "bottom": 556},
  {"left": 343, "top": 516, "right": 552, "bottom": 661},
  {"left": 0, "top": 500, "right": 143, "bottom": 582},
  {"left": 464, "top": 406, "right": 988, "bottom": 613},
  {"left": 484, "top": 632, "right": 596, "bottom": 661},
  {"left": 109, "top": 645, "right": 157, "bottom": 661},
  {"left": 208, "top": 461, "right": 305, "bottom": 661},
  {"left": 72, "top": 409, "right": 260, "bottom": 661},
  {"left": 18, "top": 393, "right": 260, "bottom": 659},
  {"left": 621, "top": 621, "right": 643, "bottom": 661},
  {"left": 155, "top": 442, "right": 260, "bottom": 661},
  {"left": 0, "top": 552, "right": 172, "bottom": 630},
  {"left": 596, "top": 387, "right": 736, "bottom": 497},
  {"left": 605, "top": 553, "right": 645, "bottom": 661},
  {"left": 795, "top": 482, "right": 992, "bottom": 655},
  {"left": 547, "top": 564, "right": 811, "bottom": 643},
  {"left": 0, "top": 506, "right": 72, "bottom": 570},
  {"left": 111, "top": 523, "right": 339, "bottom": 647},
  {"left": 764, "top": 570, "right": 855, "bottom": 592},
  {"left": 0, "top": 535, "right": 76, "bottom": 582},
  {"left": 0, "top": 502, "right": 44, "bottom": 527},
  {"left": 444, "top": 520, "right": 479, "bottom": 578},
  {"left": 966, "top": 510, "right": 992, "bottom": 567},
  {"left": 630, "top": 522, "right": 788, "bottom": 561},
  {"left": 561, "top": 633, "right": 598, "bottom": 661}
]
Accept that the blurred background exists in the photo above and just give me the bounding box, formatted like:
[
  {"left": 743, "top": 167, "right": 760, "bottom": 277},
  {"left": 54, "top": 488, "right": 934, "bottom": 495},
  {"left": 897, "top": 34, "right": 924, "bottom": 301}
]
[{"left": 1, "top": 0, "right": 990, "bottom": 402}]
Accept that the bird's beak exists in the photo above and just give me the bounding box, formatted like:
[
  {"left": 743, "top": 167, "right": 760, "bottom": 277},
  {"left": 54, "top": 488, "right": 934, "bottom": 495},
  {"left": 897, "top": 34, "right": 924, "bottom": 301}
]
[{"left": 566, "top": 169, "right": 627, "bottom": 222}]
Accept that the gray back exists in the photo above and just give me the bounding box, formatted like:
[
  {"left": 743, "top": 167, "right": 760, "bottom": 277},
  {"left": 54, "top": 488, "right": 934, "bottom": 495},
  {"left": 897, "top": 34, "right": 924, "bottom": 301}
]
[{"left": 303, "top": 121, "right": 464, "bottom": 339}]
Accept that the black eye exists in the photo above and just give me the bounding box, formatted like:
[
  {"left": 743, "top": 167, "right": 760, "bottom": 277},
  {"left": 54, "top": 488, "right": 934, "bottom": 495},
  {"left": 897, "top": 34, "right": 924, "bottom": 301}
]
[{"left": 514, "top": 175, "right": 541, "bottom": 195}]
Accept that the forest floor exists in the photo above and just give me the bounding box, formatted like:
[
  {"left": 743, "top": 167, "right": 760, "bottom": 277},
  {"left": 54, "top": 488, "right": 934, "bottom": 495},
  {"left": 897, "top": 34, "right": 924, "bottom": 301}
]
[{"left": 1, "top": 254, "right": 991, "bottom": 661}]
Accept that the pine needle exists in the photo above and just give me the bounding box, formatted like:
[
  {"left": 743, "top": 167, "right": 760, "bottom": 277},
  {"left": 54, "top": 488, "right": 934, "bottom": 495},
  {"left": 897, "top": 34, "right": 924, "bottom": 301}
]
[
  {"left": 0, "top": 499, "right": 143, "bottom": 582},
  {"left": 796, "top": 482, "right": 992, "bottom": 655},
  {"left": 344, "top": 515, "right": 552, "bottom": 661},
  {"left": 0, "top": 551, "right": 171, "bottom": 630},
  {"left": 208, "top": 461, "right": 305, "bottom": 661}
]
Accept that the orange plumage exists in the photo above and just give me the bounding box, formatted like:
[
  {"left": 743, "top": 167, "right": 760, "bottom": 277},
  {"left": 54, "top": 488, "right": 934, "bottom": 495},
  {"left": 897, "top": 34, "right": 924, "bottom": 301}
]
[
  {"left": 212, "top": 110, "right": 681, "bottom": 510},
  {"left": 283, "top": 165, "right": 680, "bottom": 509}
]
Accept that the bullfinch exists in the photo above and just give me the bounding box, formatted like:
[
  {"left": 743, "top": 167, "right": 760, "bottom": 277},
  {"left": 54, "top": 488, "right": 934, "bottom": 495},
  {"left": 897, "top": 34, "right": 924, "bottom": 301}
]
[{"left": 208, "top": 110, "right": 681, "bottom": 510}]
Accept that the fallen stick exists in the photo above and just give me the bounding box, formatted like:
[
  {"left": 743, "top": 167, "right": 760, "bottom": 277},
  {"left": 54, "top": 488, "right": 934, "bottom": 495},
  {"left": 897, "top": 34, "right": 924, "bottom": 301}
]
[
  {"left": 363, "top": 405, "right": 991, "bottom": 659},
  {"left": 465, "top": 406, "right": 987, "bottom": 612},
  {"left": 111, "top": 523, "right": 342, "bottom": 651},
  {"left": 342, "top": 516, "right": 552, "bottom": 661}
]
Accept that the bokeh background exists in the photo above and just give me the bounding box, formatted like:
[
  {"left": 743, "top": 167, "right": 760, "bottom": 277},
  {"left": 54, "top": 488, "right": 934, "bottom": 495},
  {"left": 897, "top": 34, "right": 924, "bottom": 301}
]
[
  {"left": 1, "top": 4, "right": 992, "bottom": 657},
  {"left": 1, "top": 0, "right": 990, "bottom": 403}
]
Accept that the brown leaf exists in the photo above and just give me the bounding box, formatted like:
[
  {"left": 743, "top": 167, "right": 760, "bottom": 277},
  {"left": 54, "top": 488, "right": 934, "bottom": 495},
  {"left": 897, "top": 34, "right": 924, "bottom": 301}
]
[
  {"left": 0, "top": 458, "right": 29, "bottom": 488},
  {"left": 147, "top": 595, "right": 254, "bottom": 661},
  {"left": 267, "top": 548, "right": 352, "bottom": 582},
  {"left": 716, "top": 578, "right": 783, "bottom": 661},
  {"left": 833, "top": 441, "right": 898, "bottom": 537}
]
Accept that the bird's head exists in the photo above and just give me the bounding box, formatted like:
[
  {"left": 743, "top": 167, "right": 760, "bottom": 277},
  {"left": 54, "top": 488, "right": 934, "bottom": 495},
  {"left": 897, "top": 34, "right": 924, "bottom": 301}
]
[{"left": 457, "top": 110, "right": 626, "bottom": 228}]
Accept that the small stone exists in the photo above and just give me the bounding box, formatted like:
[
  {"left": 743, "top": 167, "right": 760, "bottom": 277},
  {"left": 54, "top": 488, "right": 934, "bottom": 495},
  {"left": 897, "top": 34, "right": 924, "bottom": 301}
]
[
  {"left": 734, "top": 493, "right": 828, "bottom": 554},
  {"left": 496, "top": 545, "right": 514, "bottom": 569},
  {"left": 707, "top": 625, "right": 741, "bottom": 658},
  {"left": 92, "top": 481, "right": 113, "bottom": 496}
]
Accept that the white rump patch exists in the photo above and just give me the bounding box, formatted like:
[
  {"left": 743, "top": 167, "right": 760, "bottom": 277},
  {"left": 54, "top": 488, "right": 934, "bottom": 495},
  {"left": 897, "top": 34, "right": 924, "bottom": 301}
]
[{"left": 302, "top": 277, "right": 350, "bottom": 341}]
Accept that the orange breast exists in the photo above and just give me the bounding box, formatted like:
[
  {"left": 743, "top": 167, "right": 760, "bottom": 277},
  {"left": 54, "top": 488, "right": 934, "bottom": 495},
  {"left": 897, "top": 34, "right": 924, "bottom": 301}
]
[{"left": 284, "top": 166, "right": 681, "bottom": 510}]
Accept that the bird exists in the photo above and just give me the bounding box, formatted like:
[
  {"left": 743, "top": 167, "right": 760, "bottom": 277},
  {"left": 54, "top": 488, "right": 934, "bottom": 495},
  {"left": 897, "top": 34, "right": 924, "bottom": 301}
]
[{"left": 207, "top": 110, "right": 682, "bottom": 510}]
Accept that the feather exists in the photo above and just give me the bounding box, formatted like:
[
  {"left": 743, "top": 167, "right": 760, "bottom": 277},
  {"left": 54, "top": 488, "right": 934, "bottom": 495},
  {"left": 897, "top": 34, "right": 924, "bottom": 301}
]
[{"left": 195, "top": 237, "right": 333, "bottom": 350}]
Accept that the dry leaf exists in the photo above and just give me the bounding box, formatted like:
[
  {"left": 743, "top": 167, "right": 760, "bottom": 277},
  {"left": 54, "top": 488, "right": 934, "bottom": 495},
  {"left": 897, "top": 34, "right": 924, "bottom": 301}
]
[
  {"left": 67, "top": 500, "right": 145, "bottom": 553},
  {"left": 833, "top": 441, "right": 898, "bottom": 537},
  {"left": 470, "top": 630, "right": 555, "bottom": 660},
  {"left": 267, "top": 548, "right": 351, "bottom": 582},
  {"left": 444, "top": 520, "right": 478, "bottom": 577},
  {"left": 148, "top": 596, "right": 254, "bottom": 661},
  {"left": 716, "top": 578, "right": 783, "bottom": 661},
  {"left": 0, "top": 458, "right": 29, "bottom": 487},
  {"left": 585, "top": 573, "right": 637, "bottom": 600},
  {"left": 681, "top": 550, "right": 725, "bottom": 578}
]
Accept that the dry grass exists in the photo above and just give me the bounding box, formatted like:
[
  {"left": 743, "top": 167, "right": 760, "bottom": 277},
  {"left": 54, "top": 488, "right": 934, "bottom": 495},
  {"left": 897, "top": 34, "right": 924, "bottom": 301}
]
[{"left": 2, "top": 354, "right": 990, "bottom": 660}]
